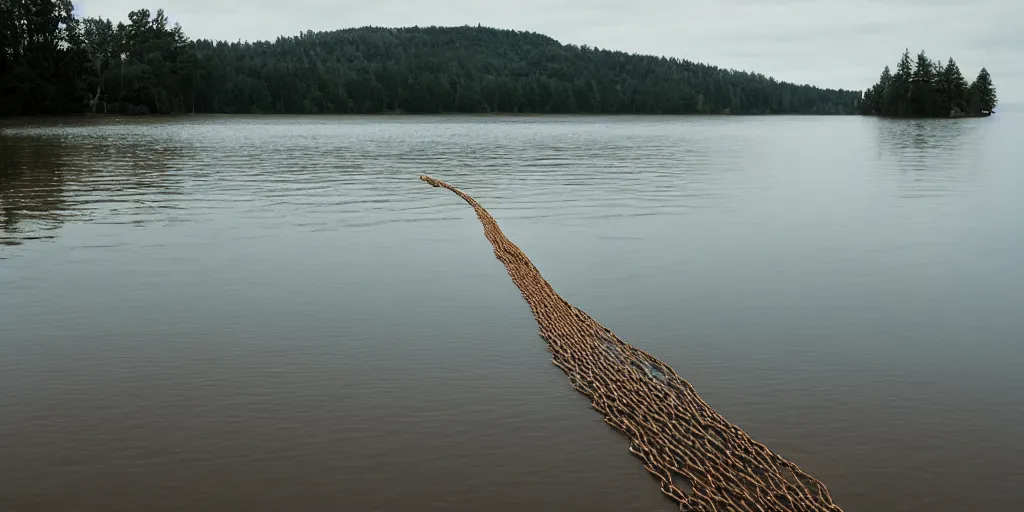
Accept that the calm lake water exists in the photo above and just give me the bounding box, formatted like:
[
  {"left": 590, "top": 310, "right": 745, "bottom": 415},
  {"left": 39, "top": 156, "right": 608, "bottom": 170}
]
[{"left": 2, "top": 114, "right": 1022, "bottom": 511}]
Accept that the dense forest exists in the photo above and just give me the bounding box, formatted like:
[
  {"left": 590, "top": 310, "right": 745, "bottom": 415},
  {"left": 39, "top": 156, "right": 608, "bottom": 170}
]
[
  {"left": 2, "top": 1, "right": 864, "bottom": 116},
  {"left": 858, "top": 49, "right": 997, "bottom": 118}
]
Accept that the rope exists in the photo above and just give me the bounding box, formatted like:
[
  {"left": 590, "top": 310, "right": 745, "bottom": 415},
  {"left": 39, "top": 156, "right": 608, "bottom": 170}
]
[{"left": 420, "top": 175, "right": 843, "bottom": 512}]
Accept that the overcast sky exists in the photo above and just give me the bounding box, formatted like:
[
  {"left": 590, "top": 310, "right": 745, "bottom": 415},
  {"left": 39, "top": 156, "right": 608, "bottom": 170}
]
[{"left": 77, "top": 0, "right": 1021, "bottom": 101}]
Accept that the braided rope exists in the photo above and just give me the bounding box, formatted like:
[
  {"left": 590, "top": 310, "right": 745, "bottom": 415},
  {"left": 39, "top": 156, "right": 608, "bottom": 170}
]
[{"left": 421, "top": 175, "right": 842, "bottom": 512}]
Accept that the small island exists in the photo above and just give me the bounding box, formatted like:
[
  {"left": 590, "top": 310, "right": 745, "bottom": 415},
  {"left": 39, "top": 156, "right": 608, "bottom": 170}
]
[{"left": 858, "top": 49, "right": 997, "bottom": 118}]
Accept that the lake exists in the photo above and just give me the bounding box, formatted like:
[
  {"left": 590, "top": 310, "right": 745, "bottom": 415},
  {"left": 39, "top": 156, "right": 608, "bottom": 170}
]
[{"left": 1, "top": 114, "right": 1022, "bottom": 511}]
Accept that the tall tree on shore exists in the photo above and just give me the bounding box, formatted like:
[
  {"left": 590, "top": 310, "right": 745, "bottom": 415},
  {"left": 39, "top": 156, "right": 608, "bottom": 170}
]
[
  {"left": 81, "top": 17, "right": 117, "bottom": 113},
  {"left": 910, "top": 50, "right": 938, "bottom": 116},
  {"left": 971, "top": 67, "right": 997, "bottom": 113},
  {"left": 874, "top": 66, "right": 892, "bottom": 114},
  {"left": 935, "top": 58, "right": 968, "bottom": 116},
  {"left": 881, "top": 49, "right": 913, "bottom": 116}
]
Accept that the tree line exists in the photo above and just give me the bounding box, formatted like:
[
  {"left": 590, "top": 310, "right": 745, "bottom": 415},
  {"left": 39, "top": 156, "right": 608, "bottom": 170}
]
[
  {"left": 858, "top": 49, "right": 997, "bottom": 118},
  {"left": 2, "top": 1, "right": 867, "bottom": 116}
]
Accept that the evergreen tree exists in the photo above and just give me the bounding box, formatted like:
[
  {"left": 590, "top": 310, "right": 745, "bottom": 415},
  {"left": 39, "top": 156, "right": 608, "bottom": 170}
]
[
  {"left": 895, "top": 50, "right": 914, "bottom": 115},
  {"left": 910, "top": 50, "right": 938, "bottom": 116},
  {"left": 881, "top": 49, "right": 913, "bottom": 116},
  {"left": 864, "top": 66, "right": 892, "bottom": 115},
  {"left": 859, "top": 89, "right": 875, "bottom": 115},
  {"left": 972, "top": 68, "right": 997, "bottom": 113},
  {"left": 936, "top": 58, "right": 968, "bottom": 116},
  {"left": 877, "top": 67, "right": 892, "bottom": 104}
]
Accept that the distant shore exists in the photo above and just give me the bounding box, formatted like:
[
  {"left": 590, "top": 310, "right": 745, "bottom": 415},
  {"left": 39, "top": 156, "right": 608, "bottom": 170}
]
[
  {"left": 6, "top": 111, "right": 1007, "bottom": 127},
  {"left": 4, "top": 111, "right": 854, "bottom": 122},
  {"left": 5, "top": 3, "right": 860, "bottom": 117}
]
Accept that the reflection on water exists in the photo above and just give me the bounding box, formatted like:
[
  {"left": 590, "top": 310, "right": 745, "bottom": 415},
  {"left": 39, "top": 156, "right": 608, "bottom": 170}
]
[
  {"left": 1, "top": 115, "right": 1023, "bottom": 512},
  {"left": 3, "top": 116, "right": 747, "bottom": 249},
  {"left": 872, "top": 117, "right": 987, "bottom": 198},
  {"left": 1, "top": 124, "right": 189, "bottom": 247},
  {"left": 1, "top": 138, "right": 69, "bottom": 245}
]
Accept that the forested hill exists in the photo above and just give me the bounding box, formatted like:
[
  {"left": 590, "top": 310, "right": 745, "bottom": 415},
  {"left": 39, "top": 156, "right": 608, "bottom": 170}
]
[
  {"left": 189, "top": 26, "right": 862, "bottom": 115},
  {"left": 1, "top": 3, "right": 862, "bottom": 116}
]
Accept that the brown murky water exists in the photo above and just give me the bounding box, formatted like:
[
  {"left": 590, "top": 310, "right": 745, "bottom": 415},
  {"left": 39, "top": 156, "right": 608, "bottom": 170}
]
[{"left": 2, "top": 114, "right": 1023, "bottom": 511}]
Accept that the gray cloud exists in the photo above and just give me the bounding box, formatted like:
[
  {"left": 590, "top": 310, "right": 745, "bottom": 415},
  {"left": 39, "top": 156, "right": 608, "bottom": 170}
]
[{"left": 77, "top": 0, "right": 1022, "bottom": 100}]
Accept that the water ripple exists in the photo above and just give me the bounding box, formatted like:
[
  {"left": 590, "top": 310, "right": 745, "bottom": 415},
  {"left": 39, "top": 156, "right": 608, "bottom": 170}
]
[{"left": 0, "top": 114, "right": 1001, "bottom": 247}]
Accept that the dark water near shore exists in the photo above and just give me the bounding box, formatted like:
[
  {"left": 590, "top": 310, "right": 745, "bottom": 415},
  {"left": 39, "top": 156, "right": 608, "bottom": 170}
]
[{"left": 2, "top": 114, "right": 1023, "bottom": 511}]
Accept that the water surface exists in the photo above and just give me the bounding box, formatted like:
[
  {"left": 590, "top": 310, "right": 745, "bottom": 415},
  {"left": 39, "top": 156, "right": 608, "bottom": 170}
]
[{"left": 2, "top": 114, "right": 1023, "bottom": 511}]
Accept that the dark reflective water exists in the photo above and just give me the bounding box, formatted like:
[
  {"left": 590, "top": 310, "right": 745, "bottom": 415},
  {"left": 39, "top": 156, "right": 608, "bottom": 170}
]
[{"left": 2, "top": 115, "right": 1022, "bottom": 511}]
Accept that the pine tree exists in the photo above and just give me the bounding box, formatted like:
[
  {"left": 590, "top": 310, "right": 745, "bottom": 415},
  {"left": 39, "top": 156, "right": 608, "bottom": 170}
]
[
  {"left": 881, "top": 50, "right": 913, "bottom": 116},
  {"left": 878, "top": 66, "right": 892, "bottom": 90},
  {"left": 972, "top": 68, "right": 997, "bottom": 113},
  {"left": 859, "top": 89, "right": 874, "bottom": 114},
  {"left": 938, "top": 58, "right": 968, "bottom": 116},
  {"left": 868, "top": 66, "right": 891, "bottom": 114},
  {"left": 911, "top": 50, "right": 938, "bottom": 116},
  {"left": 912, "top": 51, "right": 934, "bottom": 83}
]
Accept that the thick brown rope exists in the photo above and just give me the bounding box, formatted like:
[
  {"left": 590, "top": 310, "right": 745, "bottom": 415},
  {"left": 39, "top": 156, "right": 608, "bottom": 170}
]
[{"left": 420, "top": 175, "right": 843, "bottom": 512}]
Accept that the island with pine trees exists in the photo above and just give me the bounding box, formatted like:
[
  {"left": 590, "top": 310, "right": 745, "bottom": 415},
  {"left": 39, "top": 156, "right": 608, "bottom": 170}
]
[{"left": 858, "top": 50, "right": 997, "bottom": 118}]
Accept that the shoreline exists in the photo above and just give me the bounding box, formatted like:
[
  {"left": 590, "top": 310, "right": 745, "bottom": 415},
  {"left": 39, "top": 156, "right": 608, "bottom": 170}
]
[
  {"left": 3, "top": 111, "right": 856, "bottom": 122},
  {"left": 860, "top": 112, "right": 993, "bottom": 119},
  {"left": 3, "top": 111, "right": 999, "bottom": 124}
]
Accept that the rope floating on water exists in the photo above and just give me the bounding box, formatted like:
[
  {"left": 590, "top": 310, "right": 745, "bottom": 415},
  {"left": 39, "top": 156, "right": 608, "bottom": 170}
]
[{"left": 420, "top": 175, "right": 843, "bottom": 512}]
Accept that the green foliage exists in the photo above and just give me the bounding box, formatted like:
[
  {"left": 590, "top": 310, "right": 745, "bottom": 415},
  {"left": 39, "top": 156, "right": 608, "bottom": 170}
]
[
  {"left": 0, "top": 0, "right": 87, "bottom": 115},
  {"left": 81, "top": 16, "right": 116, "bottom": 112},
  {"left": 180, "top": 26, "right": 860, "bottom": 115},
  {"left": 972, "top": 68, "right": 997, "bottom": 114},
  {"left": 860, "top": 49, "right": 996, "bottom": 118},
  {"left": 100, "top": 8, "right": 195, "bottom": 114},
  {"left": 3, "top": 2, "right": 863, "bottom": 116},
  {"left": 184, "top": 26, "right": 861, "bottom": 115},
  {"left": 935, "top": 58, "right": 969, "bottom": 116}
]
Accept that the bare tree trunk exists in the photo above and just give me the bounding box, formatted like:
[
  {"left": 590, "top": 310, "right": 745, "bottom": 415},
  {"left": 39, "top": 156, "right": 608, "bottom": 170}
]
[{"left": 91, "top": 82, "right": 103, "bottom": 113}]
